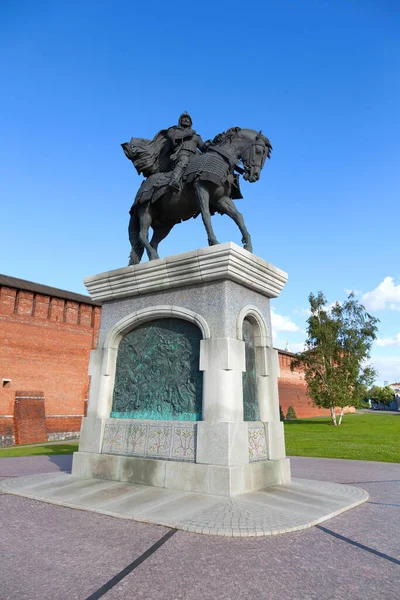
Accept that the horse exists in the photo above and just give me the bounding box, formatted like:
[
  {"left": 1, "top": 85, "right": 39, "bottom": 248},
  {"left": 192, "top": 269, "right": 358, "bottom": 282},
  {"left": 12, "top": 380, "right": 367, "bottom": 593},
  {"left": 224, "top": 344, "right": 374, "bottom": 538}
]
[{"left": 125, "top": 127, "right": 272, "bottom": 265}]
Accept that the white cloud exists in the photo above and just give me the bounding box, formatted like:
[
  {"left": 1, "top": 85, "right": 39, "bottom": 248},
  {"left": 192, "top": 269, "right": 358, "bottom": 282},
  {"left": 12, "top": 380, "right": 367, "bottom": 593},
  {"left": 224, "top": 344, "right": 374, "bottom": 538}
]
[
  {"left": 376, "top": 333, "right": 400, "bottom": 347},
  {"left": 370, "top": 355, "right": 400, "bottom": 385},
  {"left": 272, "top": 336, "right": 305, "bottom": 353},
  {"left": 271, "top": 309, "right": 302, "bottom": 333},
  {"left": 287, "top": 342, "right": 306, "bottom": 353},
  {"left": 362, "top": 277, "right": 400, "bottom": 311}
]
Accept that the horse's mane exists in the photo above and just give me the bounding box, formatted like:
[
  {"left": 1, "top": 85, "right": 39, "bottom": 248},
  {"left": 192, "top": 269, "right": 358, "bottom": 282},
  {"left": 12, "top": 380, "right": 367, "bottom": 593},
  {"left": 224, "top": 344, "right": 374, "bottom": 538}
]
[
  {"left": 206, "top": 127, "right": 272, "bottom": 151},
  {"left": 209, "top": 127, "right": 241, "bottom": 146}
]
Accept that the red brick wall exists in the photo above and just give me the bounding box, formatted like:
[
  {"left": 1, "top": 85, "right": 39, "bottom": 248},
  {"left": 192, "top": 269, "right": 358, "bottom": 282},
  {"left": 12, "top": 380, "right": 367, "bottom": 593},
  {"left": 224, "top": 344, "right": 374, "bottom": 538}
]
[
  {"left": 0, "top": 420, "right": 13, "bottom": 437},
  {"left": 0, "top": 283, "right": 100, "bottom": 445},
  {"left": 46, "top": 417, "right": 83, "bottom": 435},
  {"left": 277, "top": 350, "right": 328, "bottom": 418},
  {"left": 0, "top": 419, "right": 14, "bottom": 446},
  {"left": 13, "top": 391, "right": 47, "bottom": 445},
  {"left": 277, "top": 350, "right": 354, "bottom": 418}
]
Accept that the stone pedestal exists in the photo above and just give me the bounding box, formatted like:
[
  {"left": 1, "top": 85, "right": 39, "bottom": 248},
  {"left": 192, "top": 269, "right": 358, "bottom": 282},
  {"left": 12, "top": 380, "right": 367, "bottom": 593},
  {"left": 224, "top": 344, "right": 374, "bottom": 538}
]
[{"left": 72, "top": 242, "right": 291, "bottom": 496}]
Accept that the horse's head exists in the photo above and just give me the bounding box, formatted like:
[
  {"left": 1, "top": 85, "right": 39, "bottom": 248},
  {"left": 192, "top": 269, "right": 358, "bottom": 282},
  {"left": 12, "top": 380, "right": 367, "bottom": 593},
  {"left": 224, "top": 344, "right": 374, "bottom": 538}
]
[{"left": 240, "top": 130, "right": 272, "bottom": 183}]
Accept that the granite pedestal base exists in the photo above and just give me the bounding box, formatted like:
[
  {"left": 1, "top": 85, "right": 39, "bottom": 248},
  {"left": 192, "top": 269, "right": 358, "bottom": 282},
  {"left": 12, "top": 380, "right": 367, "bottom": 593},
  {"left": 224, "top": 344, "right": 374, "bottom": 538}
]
[
  {"left": 72, "top": 451, "right": 290, "bottom": 496},
  {"left": 72, "top": 243, "right": 290, "bottom": 497}
]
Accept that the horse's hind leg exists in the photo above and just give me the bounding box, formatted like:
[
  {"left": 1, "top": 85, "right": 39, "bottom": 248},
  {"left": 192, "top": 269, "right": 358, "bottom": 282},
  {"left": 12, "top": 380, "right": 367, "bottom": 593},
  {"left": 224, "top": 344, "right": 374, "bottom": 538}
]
[
  {"left": 137, "top": 204, "right": 160, "bottom": 261},
  {"left": 215, "top": 196, "right": 253, "bottom": 252},
  {"left": 150, "top": 223, "right": 174, "bottom": 254},
  {"left": 128, "top": 209, "right": 145, "bottom": 265}
]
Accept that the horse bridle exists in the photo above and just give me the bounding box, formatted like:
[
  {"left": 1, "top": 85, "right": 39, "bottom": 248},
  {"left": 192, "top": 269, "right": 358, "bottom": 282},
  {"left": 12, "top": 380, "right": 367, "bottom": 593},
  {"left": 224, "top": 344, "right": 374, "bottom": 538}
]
[
  {"left": 207, "top": 136, "right": 268, "bottom": 177},
  {"left": 240, "top": 138, "right": 268, "bottom": 179}
]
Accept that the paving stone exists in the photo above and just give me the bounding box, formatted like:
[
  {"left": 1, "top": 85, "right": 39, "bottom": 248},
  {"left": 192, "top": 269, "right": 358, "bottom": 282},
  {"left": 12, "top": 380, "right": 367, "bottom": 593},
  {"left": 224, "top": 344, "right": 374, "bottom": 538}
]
[
  {"left": 2, "top": 455, "right": 398, "bottom": 600},
  {"left": 0, "top": 472, "right": 369, "bottom": 537}
]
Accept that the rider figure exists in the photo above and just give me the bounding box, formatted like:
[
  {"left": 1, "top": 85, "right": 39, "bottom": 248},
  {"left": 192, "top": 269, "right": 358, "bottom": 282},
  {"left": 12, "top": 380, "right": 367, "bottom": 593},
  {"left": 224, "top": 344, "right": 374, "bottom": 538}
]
[{"left": 168, "top": 112, "right": 204, "bottom": 190}]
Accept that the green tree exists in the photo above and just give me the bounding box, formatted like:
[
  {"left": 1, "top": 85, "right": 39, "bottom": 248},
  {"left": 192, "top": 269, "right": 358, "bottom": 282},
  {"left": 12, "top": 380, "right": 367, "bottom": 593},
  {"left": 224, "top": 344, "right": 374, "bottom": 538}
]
[
  {"left": 358, "top": 383, "right": 371, "bottom": 408},
  {"left": 369, "top": 385, "right": 395, "bottom": 406},
  {"left": 291, "top": 292, "right": 379, "bottom": 426},
  {"left": 286, "top": 405, "right": 297, "bottom": 420}
]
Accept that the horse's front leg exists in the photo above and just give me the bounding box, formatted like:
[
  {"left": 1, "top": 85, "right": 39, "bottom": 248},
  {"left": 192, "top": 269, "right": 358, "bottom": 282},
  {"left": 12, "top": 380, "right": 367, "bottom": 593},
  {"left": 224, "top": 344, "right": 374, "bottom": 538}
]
[
  {"left": 137, "top": 204, "right": 160, "bottom": 261},
  {"left": 194, "top": 181, "right": 220, "bottom": 246},
  {"left": 215, "top": 196, "right": 253, "bottom": 252}
]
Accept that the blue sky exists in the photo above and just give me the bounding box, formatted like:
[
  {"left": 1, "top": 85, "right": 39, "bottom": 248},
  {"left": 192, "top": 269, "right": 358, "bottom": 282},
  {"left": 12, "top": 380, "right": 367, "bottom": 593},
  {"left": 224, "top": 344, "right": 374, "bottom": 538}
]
[{"left": 1, "top": 1, "right": 399, "bottom": 384}]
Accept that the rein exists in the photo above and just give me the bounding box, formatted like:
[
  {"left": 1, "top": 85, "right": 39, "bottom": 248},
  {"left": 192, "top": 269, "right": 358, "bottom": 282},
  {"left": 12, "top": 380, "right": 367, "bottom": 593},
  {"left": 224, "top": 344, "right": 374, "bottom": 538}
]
[{"left": 207, "top": 136, "right": 264, "bottom": 175}]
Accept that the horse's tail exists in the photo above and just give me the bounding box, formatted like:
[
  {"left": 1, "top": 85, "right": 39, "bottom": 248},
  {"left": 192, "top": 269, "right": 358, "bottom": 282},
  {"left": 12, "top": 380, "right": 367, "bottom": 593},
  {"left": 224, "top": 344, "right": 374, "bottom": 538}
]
[{"left": 128, "top": 204, "right": 143, "bottom": 265}]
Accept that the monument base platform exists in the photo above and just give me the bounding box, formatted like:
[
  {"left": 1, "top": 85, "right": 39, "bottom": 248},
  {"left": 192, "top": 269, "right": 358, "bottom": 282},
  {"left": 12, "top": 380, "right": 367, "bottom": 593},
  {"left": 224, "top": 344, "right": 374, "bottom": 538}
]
[
  {"left": 0, "top": 472, "right": 369, "bottom": 537},
  {"left": 75, "top": 244, "right": 292, "bottom": 500},
  {"left": 72, "top": 451, "right": 291, "bottom": 496}
]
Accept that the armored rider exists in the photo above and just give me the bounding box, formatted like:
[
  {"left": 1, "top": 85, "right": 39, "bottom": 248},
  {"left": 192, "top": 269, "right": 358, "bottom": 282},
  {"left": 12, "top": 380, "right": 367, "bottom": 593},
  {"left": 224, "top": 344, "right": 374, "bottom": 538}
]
[{"left": 167, "top": 112, "right": 204, "bottom": 190}]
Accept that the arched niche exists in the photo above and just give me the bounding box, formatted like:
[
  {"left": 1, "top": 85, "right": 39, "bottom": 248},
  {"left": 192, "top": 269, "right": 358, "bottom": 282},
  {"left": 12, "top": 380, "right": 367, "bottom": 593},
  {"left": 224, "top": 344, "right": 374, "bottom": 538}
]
[
  {"left": 242, "top": 318, "right": 259, "bottom": 420},
  {"left": 236, "top": 306, "right": 269, "bottom": 422},
  {"left": 102, "top": 307, "right": 209, "bottom": 421}
]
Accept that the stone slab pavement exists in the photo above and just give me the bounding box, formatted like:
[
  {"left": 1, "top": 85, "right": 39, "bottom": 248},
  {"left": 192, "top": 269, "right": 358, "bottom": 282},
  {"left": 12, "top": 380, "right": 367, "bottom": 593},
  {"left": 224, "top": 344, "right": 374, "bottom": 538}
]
[
  {"left": 0, "top": 454, "right": 72, "bottom": 480},
  {"left": 0, "top": 470, "right": 369, "bottom": 538},
  {"left": 0, "top": 455, "right": 399, "bottom": 600}
]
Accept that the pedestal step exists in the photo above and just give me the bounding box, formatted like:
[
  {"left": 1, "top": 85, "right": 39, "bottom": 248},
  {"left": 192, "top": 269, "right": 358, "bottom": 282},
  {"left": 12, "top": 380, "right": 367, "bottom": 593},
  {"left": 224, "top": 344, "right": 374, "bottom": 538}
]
[{"left": 72, "top": 451, "right": 291, "bottom": 496}]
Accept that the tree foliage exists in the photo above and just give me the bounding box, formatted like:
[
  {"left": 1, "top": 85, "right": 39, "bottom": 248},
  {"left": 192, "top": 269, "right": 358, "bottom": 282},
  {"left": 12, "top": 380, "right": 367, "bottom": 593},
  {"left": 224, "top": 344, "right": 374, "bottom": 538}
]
[
  {"left": 291, "top": 292, "right": 379, "bottom": 425},
  {"left": 286, "top": 405, "right": 297, "bottom": 420},
  {"left": 369, "top": 385, "right": 395, "bottom": 406}
]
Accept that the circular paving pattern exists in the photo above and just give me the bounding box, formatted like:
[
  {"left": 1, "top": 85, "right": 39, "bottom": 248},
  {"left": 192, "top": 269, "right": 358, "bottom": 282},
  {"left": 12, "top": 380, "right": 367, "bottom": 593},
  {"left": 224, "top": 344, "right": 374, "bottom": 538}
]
[{"left": 0, "top": 473, "right": 369, "bottom": 537}]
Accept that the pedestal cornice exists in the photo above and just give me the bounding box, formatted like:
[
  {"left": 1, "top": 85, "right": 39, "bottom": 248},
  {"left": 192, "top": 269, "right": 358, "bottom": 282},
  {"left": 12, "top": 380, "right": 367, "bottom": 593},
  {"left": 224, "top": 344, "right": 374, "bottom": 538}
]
[{"left": 84, "top": 242, "right": 288, "bottom": 302}]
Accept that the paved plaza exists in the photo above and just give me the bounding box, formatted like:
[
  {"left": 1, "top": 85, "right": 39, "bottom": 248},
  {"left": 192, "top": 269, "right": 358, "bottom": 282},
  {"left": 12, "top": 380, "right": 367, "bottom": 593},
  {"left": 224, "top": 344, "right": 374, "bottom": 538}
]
[
  {"left": 0, "top": 464, "right": 369, "bottom": 537},
  {"left": 1, "top": 455, "right": 399, "bottom": 599}
]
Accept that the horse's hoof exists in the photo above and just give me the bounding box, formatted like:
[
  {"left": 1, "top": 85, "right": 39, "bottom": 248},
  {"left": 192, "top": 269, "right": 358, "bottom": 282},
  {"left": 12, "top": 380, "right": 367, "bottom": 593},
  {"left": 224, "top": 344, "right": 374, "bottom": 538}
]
[
  {"left": 244, "top": 244, "right": 253, "bottom": 253},
  {"left": 208, "top": 240, "right": 220, "bottom": 246}
]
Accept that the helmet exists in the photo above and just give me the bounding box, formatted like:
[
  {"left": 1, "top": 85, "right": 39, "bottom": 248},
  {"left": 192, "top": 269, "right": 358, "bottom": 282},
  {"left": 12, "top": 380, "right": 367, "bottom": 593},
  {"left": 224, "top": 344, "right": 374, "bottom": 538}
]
[{"left": 179, "top": 111, "right": 192, "bottom": 126}]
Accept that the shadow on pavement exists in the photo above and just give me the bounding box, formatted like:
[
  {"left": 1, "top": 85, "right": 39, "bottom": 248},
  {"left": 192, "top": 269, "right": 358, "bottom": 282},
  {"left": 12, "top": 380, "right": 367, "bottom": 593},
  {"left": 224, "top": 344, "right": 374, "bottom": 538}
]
[{"left": 47, "top": 454, "right": 73, "bottom": 473}]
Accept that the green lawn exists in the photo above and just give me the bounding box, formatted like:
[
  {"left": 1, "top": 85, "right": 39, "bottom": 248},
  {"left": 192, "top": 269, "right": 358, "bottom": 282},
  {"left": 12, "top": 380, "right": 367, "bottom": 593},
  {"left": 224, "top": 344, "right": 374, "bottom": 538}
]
[
  {"left": 1, "top": 413, "right": 399, "bottom": 462},
  {"left": 0, "top": 442, "right": 79, "bottom": 458},
  {"left": 284, "top": 413, "right": 400, "bottom": 463}
]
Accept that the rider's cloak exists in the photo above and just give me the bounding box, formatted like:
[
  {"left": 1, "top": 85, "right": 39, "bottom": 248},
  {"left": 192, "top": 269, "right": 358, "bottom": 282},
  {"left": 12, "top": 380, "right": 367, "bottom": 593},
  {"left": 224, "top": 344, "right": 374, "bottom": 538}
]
[{"left": 121, "top": 130, "right": 172, "bottom": 178}]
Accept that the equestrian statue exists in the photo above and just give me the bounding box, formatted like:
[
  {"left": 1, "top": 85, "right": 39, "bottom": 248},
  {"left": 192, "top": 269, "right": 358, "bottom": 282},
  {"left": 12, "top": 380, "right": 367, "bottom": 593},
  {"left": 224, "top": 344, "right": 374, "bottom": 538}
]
[{"left": 122, "top": 112, "right": 272, "bottom": 265}]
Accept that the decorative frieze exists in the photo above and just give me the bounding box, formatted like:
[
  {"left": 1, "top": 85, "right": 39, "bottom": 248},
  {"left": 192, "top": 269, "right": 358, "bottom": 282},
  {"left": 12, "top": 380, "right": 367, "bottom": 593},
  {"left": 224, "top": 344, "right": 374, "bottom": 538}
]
[
  {"left": 102, "top": 419, "right": 196, "bottom": 462},
  {"left": 102, "top": 419, "right": 270, "bottom": 463},
  {"left": 248, "top": 423, "right": 268, "bottom": 461}
]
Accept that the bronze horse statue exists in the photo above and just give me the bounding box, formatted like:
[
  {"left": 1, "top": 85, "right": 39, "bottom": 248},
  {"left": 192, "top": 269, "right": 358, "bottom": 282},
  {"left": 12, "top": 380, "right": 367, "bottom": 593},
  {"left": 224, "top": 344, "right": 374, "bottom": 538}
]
[{"left": 122, "top": 127, "right": 272, "bottom": 265}]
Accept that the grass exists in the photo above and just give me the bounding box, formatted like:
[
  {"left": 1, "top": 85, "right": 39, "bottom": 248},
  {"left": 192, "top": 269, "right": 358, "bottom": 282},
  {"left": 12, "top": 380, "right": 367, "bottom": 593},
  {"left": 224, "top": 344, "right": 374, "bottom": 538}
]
[
  {"left": 284, "top": 413, "right": 400, "bottom": 463},
  {"left": 0, "top": 442, "right": 79, "bottom": 458},
  {"left": 1, "top": 414, "right": 399, "bottom": 462}
]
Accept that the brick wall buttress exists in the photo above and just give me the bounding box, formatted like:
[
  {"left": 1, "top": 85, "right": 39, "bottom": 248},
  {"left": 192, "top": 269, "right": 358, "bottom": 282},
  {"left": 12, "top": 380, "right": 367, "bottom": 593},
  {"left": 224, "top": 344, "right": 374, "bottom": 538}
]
[{"left": 14, "top": 391, "right": 47, "bottom": 445}]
